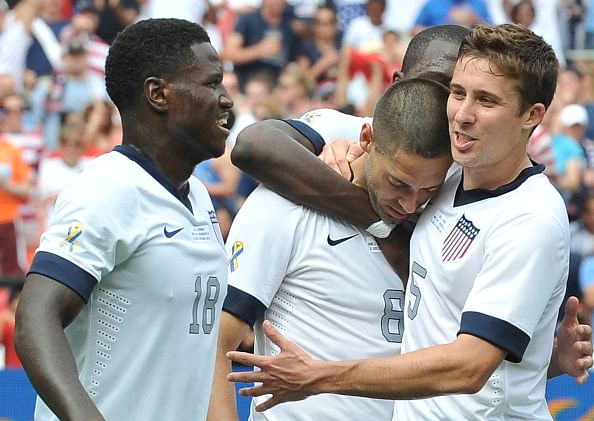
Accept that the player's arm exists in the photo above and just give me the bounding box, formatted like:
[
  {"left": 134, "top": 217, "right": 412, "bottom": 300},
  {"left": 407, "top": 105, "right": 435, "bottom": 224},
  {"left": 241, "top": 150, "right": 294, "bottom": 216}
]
[
  {"left": 231, "top": 119, "right": 378, "bottom": 228},
  {"left": 207, "top": 311, "right": 252, "bottom": 421},
  {"left": 547, "top": 296, "right": 593, "bottom": 383},
  {"left": 227, "top": 322, "right": 506, "bottom": 410},
  {"left": 14, "top": 273, "right": 105, "bottom": 421}
]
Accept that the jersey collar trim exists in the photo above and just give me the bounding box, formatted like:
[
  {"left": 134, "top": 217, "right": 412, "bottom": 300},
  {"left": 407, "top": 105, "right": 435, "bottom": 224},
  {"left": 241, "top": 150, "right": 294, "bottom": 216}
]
[
  {"left": 453, "top": 162, "right": 545, "bottom": 207},
  {"left": 114, "top": 144, "right": 193, "bottom": 213}
]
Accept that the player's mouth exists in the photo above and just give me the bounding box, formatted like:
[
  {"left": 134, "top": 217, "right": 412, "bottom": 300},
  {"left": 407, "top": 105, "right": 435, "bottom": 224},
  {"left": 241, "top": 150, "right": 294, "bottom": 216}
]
[
  {"left": 452, "top": 130, "right": 477, "bottom": 152},
  {"left": 216, "top": 113, "right": 230, "bottom": 135},
  {"left": 386, "top": 205, "right": 410, "bottom": 221}
]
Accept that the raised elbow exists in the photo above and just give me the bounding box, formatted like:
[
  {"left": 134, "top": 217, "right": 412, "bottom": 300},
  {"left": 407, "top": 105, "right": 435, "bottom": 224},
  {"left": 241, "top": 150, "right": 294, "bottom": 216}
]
[{"left": 231, "top": 122, "right": 262, "bottom": 171}]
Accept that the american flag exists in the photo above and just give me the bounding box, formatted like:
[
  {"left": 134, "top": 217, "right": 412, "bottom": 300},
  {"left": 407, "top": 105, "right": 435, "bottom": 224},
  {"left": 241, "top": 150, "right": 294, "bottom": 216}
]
[{"left": 442, "top": 215, "right": 480, "bottom": 262}]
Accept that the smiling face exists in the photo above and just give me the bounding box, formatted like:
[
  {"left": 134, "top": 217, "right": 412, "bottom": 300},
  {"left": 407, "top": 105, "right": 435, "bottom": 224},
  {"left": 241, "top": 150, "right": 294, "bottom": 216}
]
[
  {"left": 447, "top": 56, "right": 543, "bottom": 188},
  {"left": 166, "top": 42, "right": 233, "bottom": 162}
]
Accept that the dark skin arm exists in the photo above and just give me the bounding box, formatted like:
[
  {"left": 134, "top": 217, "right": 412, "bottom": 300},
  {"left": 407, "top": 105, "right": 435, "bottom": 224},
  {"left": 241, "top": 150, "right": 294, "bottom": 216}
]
[
  {"left": 377, "top": 223, "right": 413, "bottom": 282},
  {"left": 231, "top": 120, "right": 378, "bottom": 227},
  {"left": 14, "top": 274, "right": 105, "bottom": 421}
]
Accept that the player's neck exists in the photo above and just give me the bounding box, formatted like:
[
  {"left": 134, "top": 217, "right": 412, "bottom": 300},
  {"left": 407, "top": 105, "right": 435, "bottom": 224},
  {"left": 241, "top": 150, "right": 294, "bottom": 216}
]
[{"left": 462, "top": 154, "right": 532, "bottom": 191}]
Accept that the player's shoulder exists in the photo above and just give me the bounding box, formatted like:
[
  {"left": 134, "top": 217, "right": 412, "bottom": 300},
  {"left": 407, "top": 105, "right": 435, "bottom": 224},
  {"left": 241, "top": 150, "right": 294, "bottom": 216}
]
[
  {"left": 61, "top": 151, "right": 144, "bottom": 207},
  {"left": 297, "top": 108, "right": 371, "bottom": 129},
  {"left": 239, "top": 185, "right": 305, "bottom": 215}
]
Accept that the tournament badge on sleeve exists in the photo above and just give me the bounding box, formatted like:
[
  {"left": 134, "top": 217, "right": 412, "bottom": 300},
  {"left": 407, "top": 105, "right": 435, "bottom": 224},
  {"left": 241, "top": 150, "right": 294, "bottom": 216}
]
[
  {"left": 229, "top": 241, "right": 244, "bottom": 272},
  {"left": 61, "top": 222, "right": 84, "bottom": 252}
]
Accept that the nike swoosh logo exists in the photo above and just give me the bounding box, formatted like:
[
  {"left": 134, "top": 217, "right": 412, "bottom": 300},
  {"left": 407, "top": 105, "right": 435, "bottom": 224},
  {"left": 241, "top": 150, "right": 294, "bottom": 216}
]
[
  {"left": 163, "top": 226, "right": 184, "bottom": 238},
  {"left": 327, "top": 234, "right": 358, "bottom": 246}
]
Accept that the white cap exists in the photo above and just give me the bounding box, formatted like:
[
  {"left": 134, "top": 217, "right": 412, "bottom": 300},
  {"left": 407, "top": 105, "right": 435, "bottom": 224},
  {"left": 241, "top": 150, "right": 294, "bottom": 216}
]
[{"left": 559, "top": 103, "right": 589, "bottom": 127}]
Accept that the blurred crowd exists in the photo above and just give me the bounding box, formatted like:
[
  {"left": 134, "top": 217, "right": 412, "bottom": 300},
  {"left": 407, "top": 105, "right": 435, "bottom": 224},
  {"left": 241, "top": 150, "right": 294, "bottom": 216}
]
[{"left": 2, "top": 0, "right": 594, "bottom": 367}]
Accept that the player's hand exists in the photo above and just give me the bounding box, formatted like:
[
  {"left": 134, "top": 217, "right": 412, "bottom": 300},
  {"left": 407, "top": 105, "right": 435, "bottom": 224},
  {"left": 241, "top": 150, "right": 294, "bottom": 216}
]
[
  {"left": 227, "top": 320, "right": 318, "bottom": 411},
  {"left": 320, "top": 139, "right": 364, "bottom": 179},
  {"left": 555, "top": 296, "right": 593, "bottom": 384}
]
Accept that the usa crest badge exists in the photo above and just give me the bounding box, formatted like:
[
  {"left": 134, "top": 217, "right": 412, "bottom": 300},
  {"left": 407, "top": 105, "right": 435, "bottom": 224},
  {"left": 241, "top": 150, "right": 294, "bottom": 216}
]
[{"left": 442, "top": 215, "right": 480, "bottom": 262}]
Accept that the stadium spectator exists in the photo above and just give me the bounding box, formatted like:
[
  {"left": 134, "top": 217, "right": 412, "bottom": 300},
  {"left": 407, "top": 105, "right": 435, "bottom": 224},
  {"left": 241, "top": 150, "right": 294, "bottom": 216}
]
[
  {"left": 25, "top": 0, "right": 68, "bottom": 79},
  {"left": 60, "top": 1, "right": 110, "bottom": 77},
  {"left": 551, "top": 103, "right": 588, "bottom": 204},
  {"left": 80, "top": 100, "right": 121, "bottom": 153},
  {"left": 29, "top": 38, "right": 108, "bottom": 151},
  {"left": 0, "top": 285, "right": 22, "bottom": 368},
  {"left": 296, "top": 5, "right": 341, "bottom": 85},
  {"left": 412, "top": 0, "right": 491, "bottom": 32},
  {"left": 570, "top": 192, "right": 594, "bottom": 258},
  {"left": 528, "top": 0, "right": 565, "bottom": 66},
  {"left": 579, "top": 255, "right": 594, "bottom": 327},
  {"left": 223, "top": 0, "right": 300, "bottom": 91},
  {"left": 15, "top": 18, "right": 232, "bottom": 420},
  {"left": 342, "top": 0, "right": 386, "bottom": 52},
  {"left": 274, "top": 64, "right": 315, "bottom": 118},
  {"left": 36, "top": 112, "right": 94, "bottom": 230},
  {"left": 78, "top": 0, "right": 140, "bottom": 44},
  {"left": 0, "top": 0, "right": 41, "bottom": 92},
  {"left": 0, "top": 109, "right": 32, "bottom": 278}
]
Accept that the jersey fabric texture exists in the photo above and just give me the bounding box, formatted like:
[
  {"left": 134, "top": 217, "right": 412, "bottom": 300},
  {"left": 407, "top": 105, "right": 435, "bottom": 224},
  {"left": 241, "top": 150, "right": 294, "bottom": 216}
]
[
  {"left": 223, "top": 108, "right": 402, "bottom": 420},
  {"left": 28, "top": 145, "right": 228, "bottom": 421},
  {"left": 395, "top": 164, "right": 569, "bottom": 420},
  {"left": 225, "top": 186, "right": 403, "bottom": 421}
]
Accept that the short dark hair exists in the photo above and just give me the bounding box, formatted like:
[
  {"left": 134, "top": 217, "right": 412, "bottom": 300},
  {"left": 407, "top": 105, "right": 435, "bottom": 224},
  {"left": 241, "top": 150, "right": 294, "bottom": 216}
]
[
  {"left": 372, "top": 78, "right": 450, "bottom": 159},
  {"left": 458, "top": 24, "right": 558, "bottom": 113},
  {"left": 105, "top": 18, "right": 211, "bottom": 112},
  {"left": 402, "top": 25, "right": 469, "bottom": 83}
]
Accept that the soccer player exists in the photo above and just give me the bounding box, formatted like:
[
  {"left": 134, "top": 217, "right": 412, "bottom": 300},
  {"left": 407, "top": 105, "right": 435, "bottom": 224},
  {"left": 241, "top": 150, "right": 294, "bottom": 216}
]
[
  {"left": 208, "top": 78, "right": 452, "bottom": 421},
  {"left": 14, "top": 19, "right": 232, "bottom": 421},
  {"left": 227, "top": 24, "right": 592, "bottom": 419}
]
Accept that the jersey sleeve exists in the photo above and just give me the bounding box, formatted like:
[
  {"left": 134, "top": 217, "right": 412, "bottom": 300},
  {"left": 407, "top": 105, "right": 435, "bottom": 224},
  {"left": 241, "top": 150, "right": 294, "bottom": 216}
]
[
  {"left": 223, "top": 186, "right": 304, "bottom": 326},
  {"left": 458, "top": 212, "right": 568, "bottom": 362},
  {"left": 29, "top": 162, "right": 146, "bottom": 301},
  {"left": 284, "top": 108, "right": 371, "bottom": 155}
]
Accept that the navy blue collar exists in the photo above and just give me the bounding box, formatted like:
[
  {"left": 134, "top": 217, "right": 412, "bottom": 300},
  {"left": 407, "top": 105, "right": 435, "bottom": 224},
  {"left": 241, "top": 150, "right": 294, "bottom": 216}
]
[
  {"left": 114, "top": 144, "right": 193, "bottom": 213},
  {"left": 453, "top": 162, "right": 545, "bottom": 207}
]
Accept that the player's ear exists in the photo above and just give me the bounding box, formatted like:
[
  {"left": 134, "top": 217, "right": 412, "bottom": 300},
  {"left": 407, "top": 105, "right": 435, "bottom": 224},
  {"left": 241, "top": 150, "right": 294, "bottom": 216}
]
[
  {"left": 359, "top": 123, "right": 374, "bottom": 153},
  {"left": 523, "top": 103, "right": 546, "bottom": 131},
  {"left": 145, "top": 77, "right": 170, "bottom": 112},
  {"left": 392, "top": 70, "right": 403, "bottom": 83}
]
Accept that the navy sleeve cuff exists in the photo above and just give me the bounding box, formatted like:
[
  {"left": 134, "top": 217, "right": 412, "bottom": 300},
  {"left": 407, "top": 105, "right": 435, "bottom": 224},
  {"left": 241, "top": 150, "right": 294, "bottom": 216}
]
[
  {"left": 458, "top": 311, "right": 530, "bottom": 363},
  {"left": 284, "top": 119, "right": 326, "bottom": 155},
  {"left": 28, "top": 251, "right": 97, "bottom": 302},
  {"left": 223, "top": 285, "right": 267, "bottom": 326}
]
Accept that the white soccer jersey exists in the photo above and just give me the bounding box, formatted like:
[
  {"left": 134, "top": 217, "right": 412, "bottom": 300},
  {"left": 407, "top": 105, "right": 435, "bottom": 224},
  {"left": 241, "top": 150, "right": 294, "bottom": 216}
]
[
  {"left": 29, "top": 145, "right": 228, "bottom": 421},
  {"left": 225, "top": 186, "right": 403, "bottom": 421},
  {"left": 395, "top": 164, "right": 569, "bottom": 420},
  {"left": 284, "top": 108, "right": 372, "bottom": 155},
  {"left": 223, "top": 109, "right": 400, "bottom": 420}
]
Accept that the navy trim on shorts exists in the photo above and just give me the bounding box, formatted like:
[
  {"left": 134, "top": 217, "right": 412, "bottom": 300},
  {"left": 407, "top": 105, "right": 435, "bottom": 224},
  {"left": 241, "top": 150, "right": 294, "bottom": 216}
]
[
  {"left": 458, "top": 311, "right": 530, "bottom": 363},
  {"left": 114, "top": 144, "right": 193, "bottom": 213},
  {"left": 28, "top": 251, "right": 97, "bottom": 302},
  {"left": 284, "top": 119, "right": 326, "bottom": 155},
  {"left": 223, "top": 285, "right": 267, "bottom": 326}
]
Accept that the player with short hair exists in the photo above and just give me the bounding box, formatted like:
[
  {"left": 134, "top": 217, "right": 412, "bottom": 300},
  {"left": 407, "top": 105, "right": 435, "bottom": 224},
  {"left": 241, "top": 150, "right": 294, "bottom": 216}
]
[
  {"left": 208, "top": 78, "right": 452, "bottom": 421},
  {"left": 227, "top": 24, "right": 592, "bottom": 420},
  {"left": 14, "top": 18, "right": 232, "bottom": 421}
]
